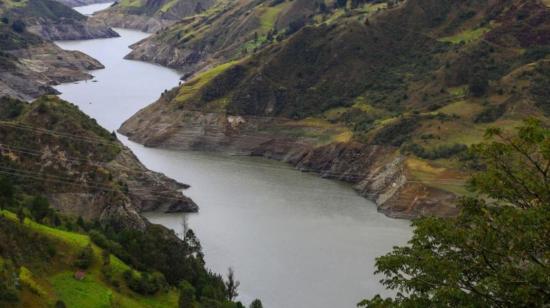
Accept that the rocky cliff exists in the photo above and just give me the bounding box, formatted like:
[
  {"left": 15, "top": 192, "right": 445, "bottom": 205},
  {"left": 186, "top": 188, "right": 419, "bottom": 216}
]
[
  {"left": 0, "top": 24, "right": 105, "bottom": 100},
  {"left": 0, "top": 0, "right": 118, "bottom": 40},
  {"left": 0, "top": 96, "right": 197, "bottom": 230},
  {"left": 92, "top": 0, "right": 216, "bottom": 33},
  {"left": 54, "top": 0, "right": 112, "bottom": 7},
  {"left": 123, "top": 0, "right": 320, "bottom": 74}
]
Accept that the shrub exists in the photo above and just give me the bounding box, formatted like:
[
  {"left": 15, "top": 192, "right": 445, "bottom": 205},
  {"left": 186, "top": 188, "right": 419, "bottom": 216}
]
[
  {"left": 74, "top": 244, "right": 94, "bottom": 269},
  {"left": 403, "top": 143, "right": 468, "bottom": 159},
  {"left": 11, "top": 20, "right": 26, "bottom": 33},
  {"left": 124, "top": 270, "right": 167, "bottom": 295},
  {"left": 474, "top": 104, "right": 506, "bottom": 123},
  {"left": 178, "top": 280, "right": 196, "bottom": 308}
]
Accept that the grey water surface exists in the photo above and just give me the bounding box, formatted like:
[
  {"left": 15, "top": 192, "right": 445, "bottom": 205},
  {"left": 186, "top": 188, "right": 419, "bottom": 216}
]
[{"left": 55, "top": 6, "right": 411, "bottom": 307}]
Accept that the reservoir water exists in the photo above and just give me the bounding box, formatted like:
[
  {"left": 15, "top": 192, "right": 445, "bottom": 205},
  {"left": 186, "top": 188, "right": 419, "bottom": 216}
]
[{"left": 55, "top": 5, "right": 412, "bottom": 307}]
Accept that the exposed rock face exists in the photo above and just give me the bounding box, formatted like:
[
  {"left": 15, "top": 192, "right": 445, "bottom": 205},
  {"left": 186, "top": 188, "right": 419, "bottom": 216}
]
[
  {"left": 47, "top": 147, "right": 198, "bottom": 230},
  {"left": 26, "top": 18, "right": 119, "bottom": 41},
  {"left": 92, "top": 10, "right": 174, "bottom": 33},
  {"left": 108, "top": 147, "right": 197, "bottom": 214},
  {"left": 92, "top": 0, "right": 215, "bottom": 33},
  {"left": 54, "top": 0, "right": 112, "bottom": 8},
  {"left": 0, "top": 42, "right": 103, "bottom": 100},
  {"left": 2, "top": 0, "right": 119, "bottom": 41},
  {"left": 120, "top": 101, "right": 459, "bottom": 219},
  {"left": 123, "top": 0, "right": 319, "bottom": 74},
  {"left": 0, "top": 96, "right": 198, "bottom": 230}
]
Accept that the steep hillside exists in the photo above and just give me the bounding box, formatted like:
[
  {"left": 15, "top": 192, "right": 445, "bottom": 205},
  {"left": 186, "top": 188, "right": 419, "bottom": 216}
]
[
  {"left": 0, "top": 96, "right": 197, "bottom": 229},
  {"left": 120, "top": 0, "right": 550, "bottom": 218},
  {"left": 0, "top": 209, "right": 240, "bottom": 307},
  {"left": 54, "top": 0, "right": 112, "bottom": 7},
  {"left": 0, "top": 212, "right": 180, "bottom": 307},
  {"left": 124, "top": 0, "right": 331, "bottom": 75},
  {"left": 0, "top": 95, "right": 245, "bottom": 308},
  {"left": 0, "top": 23, "right": 104, "bottom": 100},
  {"left": 0, "top": 0, "right": 118, "bottom": 40},
  {"left": 92, "top": 0, "right": 216, "bottom": 32}
]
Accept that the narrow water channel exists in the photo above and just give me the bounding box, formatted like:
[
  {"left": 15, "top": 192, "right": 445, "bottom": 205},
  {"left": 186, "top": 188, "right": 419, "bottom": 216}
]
[{"left": 55, "top": 6, "right": 412, "bottom": 307}]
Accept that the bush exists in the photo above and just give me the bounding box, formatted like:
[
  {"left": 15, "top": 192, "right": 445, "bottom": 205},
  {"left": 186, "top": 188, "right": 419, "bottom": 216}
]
[
  {"left": 11, "top": 20, "right": 26, "bottom": 33},
  {"left": 373, "top": 116, "right": 420, "bottom": 146},
  {"left": 179, "top": 280, "right": 196, "bottom": 308},
  {"left": 74, "top": 244, "right": 94, "bottom": 269},
  {"left": 474, "top": 104, "right": 506, "bottom": 123},
  {"left": 249, "top": 299, "right": 263, "bottom": 308},
  {"left": 124, "top": 270, "right": 167, "bottom": 295},
  {"left": 28, "top": 196, "right": 51, "bottom": 223},
  {"left": 403, "top": 143, "right": 468, "bottom": 159},
  {"left": 89, "top": 229, "right": 130, "bottom": 262}
]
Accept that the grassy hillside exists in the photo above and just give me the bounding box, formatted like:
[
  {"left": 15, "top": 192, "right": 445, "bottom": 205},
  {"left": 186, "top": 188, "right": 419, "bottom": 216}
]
[
  {"left": 0, "top": 0, "right": 85, "bottom": 21},
  {"left": 0, "top": 96, "right": 246, "bottom": 307},
  {"left": 0, "top": 210, "right": 180, "bottom": 307},
  {"left": 106, "top": 0, "right": 216, "bottom": 20},
  {"left": 0, "top": 0, "right": 118, "bottom": 40},
  {"left": 124, "top": 0, "right": 324, "bottom": 72},
  {"left": 122, "top": 0, "right": 550, "bottom": 204}
]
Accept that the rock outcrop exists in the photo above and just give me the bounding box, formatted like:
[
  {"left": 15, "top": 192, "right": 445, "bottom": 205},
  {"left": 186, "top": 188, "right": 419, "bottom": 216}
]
[
  {"left": 120, "top": 105, "right": 459, "bottom": 219},
  {"left": 92, "top": 0, "right": 215, "bottom": 33},
  {"left": 26, "top": 18, "right": 119, "bottom": 41},
  {"left": 0, "top": 96, "right": 197, "bottom": 230},
  {"left": 1, "top": 0, "right": 119, "bottom": 41},
  {"left": 54, "top": 0, "right": 112, "bottom": 8},
  {"left": 0, "top": 39, "right": 104, "bottom": 100}
]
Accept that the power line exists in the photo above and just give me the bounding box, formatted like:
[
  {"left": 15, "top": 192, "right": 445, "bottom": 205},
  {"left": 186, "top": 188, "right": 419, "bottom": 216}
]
[
  {"left": 0, "top": 166, "right": 192, "bottom": 203},
  {"left": 0, "top": 139, "right": 469, "bottom": 183}
]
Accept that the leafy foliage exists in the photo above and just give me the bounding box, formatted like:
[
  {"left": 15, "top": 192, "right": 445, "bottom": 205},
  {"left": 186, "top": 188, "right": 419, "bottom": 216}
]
[
  {"left": 73, "top": 244, "right": 94, "bottom": 269},
  {"left": 360, "top": 120, "right": 550, "bottom": 307}
]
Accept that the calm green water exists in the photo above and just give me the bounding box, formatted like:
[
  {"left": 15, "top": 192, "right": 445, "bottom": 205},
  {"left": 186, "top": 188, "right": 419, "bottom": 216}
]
[{"left": 55, "top": 6, "right": 412, "bottom": 307}]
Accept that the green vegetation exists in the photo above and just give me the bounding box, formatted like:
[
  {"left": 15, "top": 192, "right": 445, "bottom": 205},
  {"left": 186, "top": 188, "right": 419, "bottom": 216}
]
[
  {"left": 159, "top": 0, "right": 179, "bottom": 13},
  {"left": 140, "top": 0, "right": 550, "bottom": 201},
  {"left": 117, "top": 0, "right": 143, "bottom": 8},
  {"left": 439, "top": 27, "right": 491, "bottom": 44},
  {"left": 0, "top": 95, "right": 247, "bottom": 307},
  {"left": 361, "top": 120, "right": 550, "bottom": 306},
  {"left": 258, "top": 1, "right": 289, "bottom": 33},
  {"left": 175, "top": 61, "right": 239, "bottom": 104}
]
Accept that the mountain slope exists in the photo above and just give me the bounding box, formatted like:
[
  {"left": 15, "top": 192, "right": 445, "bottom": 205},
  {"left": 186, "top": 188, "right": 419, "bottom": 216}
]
[
  {"left": 124, "top": 0, "right": 327, "bottom": 75},
  {"left": 0, "top": 96, "right": 196, "bottom": 229},
  {"left": 54, "top": 0, "right": 112, "bottom": 7},
  {"left": 120, "top": 0, "right": 550, "bottom": 218},
  {"left": 92, "top": 0, "right": 216, "bottom": 32},
  {"left": 0, "top": 0, "right": 118, "bottom": 40},
  {"left": 0, "top": 23, "right": 105, "bottom": 100},
  {"left": 0, "top": 95, "right": 245, "bottom": 308}
]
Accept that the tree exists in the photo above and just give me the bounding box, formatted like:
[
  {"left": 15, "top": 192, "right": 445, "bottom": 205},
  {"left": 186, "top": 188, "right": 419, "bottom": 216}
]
[
  {"left": 74, "top": 244, "right": 94, "bottom": 269},
  {"left": 468, "top": 65, "right": 489, "bottom": 97},
  {"left": 28, "top": 196, "right": 50, "bottom": 223},
  {"left": 55, "top": 300, "right": 66, "bottom": 308},
  {"left": 16, "top": 207, "right": 25, "bottom": 224},
  {"left": 0, "top": 177, "right": 14, "bottom": 211},
  {"left": 318, "top": 2, "right": 328, "bottom": 13},
  {"left": 249, "top": 299, "right": 263, "bottom": 308},
  {"left": 335, "top": 0, "right": 347, "bottom": 8},
  {"left": 225, "top": 267, "right": 240, "bottom": 301},
  {"left": 185, "top": 229, "right": 203, "bottom": 260},
  {"left": 178, "top": 280, "right": 196, "bottom": 308},
  {"left": 11, "top": 20, "right": 26, "bottom": 33},
  {"left": 360, "top": 119, "right": 550, "bottom": 307}
]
